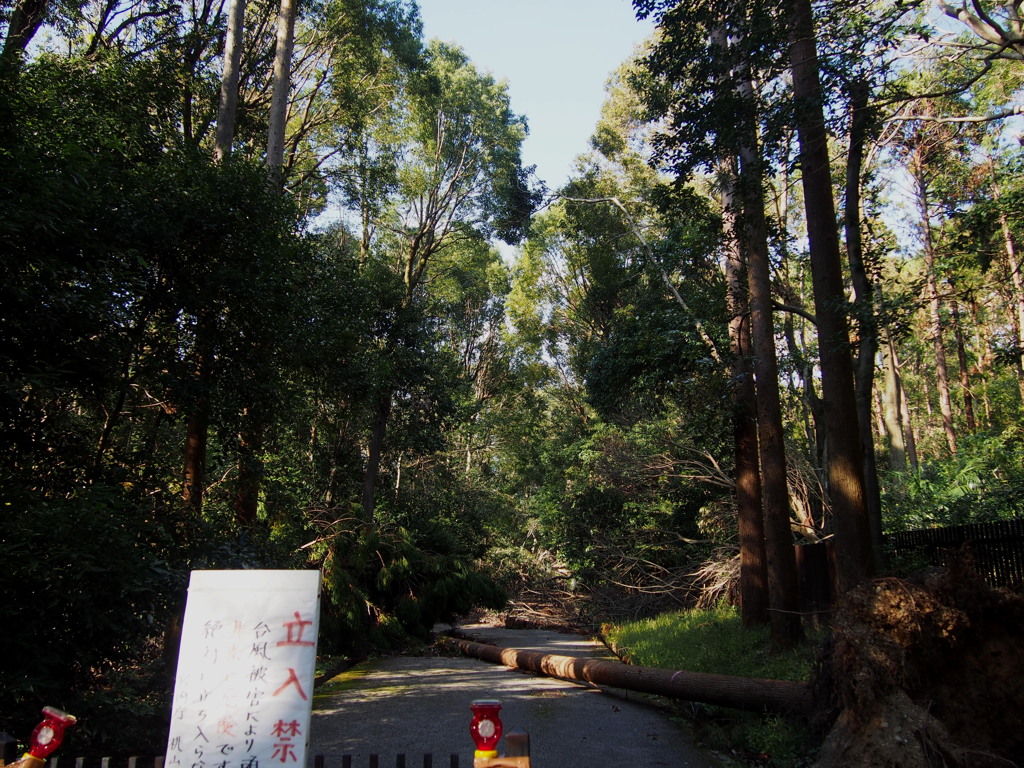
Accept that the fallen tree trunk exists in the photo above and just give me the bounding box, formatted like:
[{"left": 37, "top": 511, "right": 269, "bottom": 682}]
[{"left": 449, "top": 637, "right": 812, "bottom": 715}]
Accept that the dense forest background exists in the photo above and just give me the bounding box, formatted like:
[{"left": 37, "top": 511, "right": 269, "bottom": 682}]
[{"left": 3, "top": 0, "right": 1024, "bottom": 752}]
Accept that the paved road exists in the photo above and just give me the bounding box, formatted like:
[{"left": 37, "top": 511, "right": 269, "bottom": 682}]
[{"left": 309, "top": 623, "right": 717, "bottom": 768}]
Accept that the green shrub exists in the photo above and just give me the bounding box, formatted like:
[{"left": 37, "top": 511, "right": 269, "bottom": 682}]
[{"left": 882, "top": 428, "right": 1024, "bottom": 531}]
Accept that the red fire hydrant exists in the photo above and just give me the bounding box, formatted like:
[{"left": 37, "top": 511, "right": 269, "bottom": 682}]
[{"left": 5, "top": 707, "right": 76, "bottom": 768}]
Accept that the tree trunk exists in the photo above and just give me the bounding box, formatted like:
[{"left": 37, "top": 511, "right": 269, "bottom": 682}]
[
  {"left": 266, "top": 0, "right": 297, "bottom": 170},
  {"left": 842, "top": 76, "right": 884, "bottom": 569},
  {"left": 735, "top": 64, "right": 803, "bottom": 646},
  {"left": 881, "top": 332, "right": 907, "bottom": 471},
  {"left": 721, "top": 155, "right": 769, "bottom": 627},
  {"left": 949, "top": 295, "right": 976, "bottom": 433},
  {"left": 915, "top": 171, "right": 957, "bottom": 455},
  {"left": 234, "top": 407, "right": 264, "bottom": 526},
  {"left": 361, "top": 393, "right": 391, "bottom": 521},
  {"left": 182, "top": 316, "right": 215, "bottom": 515},
  {"left": 993, "top": 175, "right": 1024, "bottom": 406},
  {"left": 787, "top": 0, "right": 873, "bottom": 591},
  {"left": 898, "top": 354, "right": 920, "bottom": 471},
  {"left": 969, "top": 296, "right": 994, "bottom": 428},
  {"left": 214, "top": 0, "right": 246, "bottom": 162},
  {"left": 1, "top": 0, "right": 49, "bottom": 66},
  {"left": 449, "top": 638, "right": 811, "bottom": 716}
]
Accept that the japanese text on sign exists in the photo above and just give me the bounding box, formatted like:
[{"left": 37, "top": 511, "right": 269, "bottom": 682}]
[{"left": 166, "top": 571, "right": 321, "bottom": 768}]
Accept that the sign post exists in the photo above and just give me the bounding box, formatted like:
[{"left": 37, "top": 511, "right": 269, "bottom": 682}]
[{"left": 166, "top": 570, "right": 321, "bottom": 768}]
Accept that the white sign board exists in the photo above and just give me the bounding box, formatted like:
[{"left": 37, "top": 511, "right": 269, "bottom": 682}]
[{"left": 166, "top": 570, "right": 322, "bottom": 768}]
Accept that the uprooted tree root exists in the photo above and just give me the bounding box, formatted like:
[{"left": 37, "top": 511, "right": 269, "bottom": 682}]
[{"left": 814, "top": 560, "right": 1024, "bottom": 767}]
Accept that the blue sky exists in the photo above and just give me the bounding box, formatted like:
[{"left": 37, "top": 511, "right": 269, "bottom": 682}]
[{"left": 415, "top": 0, "right": 655, "bottom": 191}]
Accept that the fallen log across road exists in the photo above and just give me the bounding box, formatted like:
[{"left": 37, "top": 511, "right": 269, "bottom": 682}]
[{"left": 448, "top": 636, "right": 813, "bottom": 716}]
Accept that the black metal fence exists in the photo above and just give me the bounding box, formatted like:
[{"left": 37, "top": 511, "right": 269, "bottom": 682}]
[
  {"left": 794, "top": 519, "right": 1024, "bottom": 617},
  {"left": 0, "top": 756, "right": 463, "bottom": 768},
  {"left": 886, "top": 519, "right": 1024, "bottom": 588},
  {"left": 314, "top": 755, "right": 462, "bottom": 767}
]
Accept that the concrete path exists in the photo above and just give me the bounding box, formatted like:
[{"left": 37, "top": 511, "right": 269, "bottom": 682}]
[{"left": 309, "top": 623, "right": 717, "bottom": 768}]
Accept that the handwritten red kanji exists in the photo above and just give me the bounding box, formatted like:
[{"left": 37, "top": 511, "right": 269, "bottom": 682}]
[
  {"left": 216, "top": 717, "right": 236, "bottom": 737},
  {"left": 271, "top": 668, "right": 308, "bottom": 700},
  {"left": 277, "top": 612, "right": 314, "bottom": 647},
  {"left": 271, "top": 720, "right": 301, "bottom": 738},
  {"left": 271, "top": 743, "right": 298, "bottom": 763},
  {"left": 270, "top": 719, "right": 302, "bottom": 764}
]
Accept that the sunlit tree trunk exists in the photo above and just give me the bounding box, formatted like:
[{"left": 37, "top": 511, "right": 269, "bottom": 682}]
[
  {"left": 970, "top": 297, "right": 994, "bottom": 428},
  {"left": 787, "top": 0, "right": 873, "bottom": 590},
  {"left": 214, "top": 0, "right": 246, "bottom": 162},
  {"left": 913, "top": 167, "right": 957, "bottom": 455},
  {"left": 949, "top": 294, "right": 976, "bottom": 433},
  {"left": 266, "top": 0, "right": 297, "bottom": 169},
  {"left": 993, "top": 172, "right": 1024, "bottom": 406},
  {"left": 881, "top": 331, "right": 907, "bottom": 470},
  {"left": 898, "top": 355, "right": 920, "bottom": 471}
]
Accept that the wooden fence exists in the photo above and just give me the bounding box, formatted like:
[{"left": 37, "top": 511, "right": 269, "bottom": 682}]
[{"left": 886, "top": 519, "right": 1024, "bottom": 588}]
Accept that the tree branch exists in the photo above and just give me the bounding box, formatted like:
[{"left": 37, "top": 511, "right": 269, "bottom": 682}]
[{"left": 772, "top": 300, "right": 817, "bottom": 325}]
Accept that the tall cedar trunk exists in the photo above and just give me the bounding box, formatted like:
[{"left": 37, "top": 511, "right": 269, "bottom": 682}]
[
  {"left": 881, "top": 331, "right": 907, "bottom": 470},
  {"left": 735, "top": 63, "right": 803, "bottom": 646},
  {"left": 787, "top": 0, "right": 874, "bottom": 591},
  {"left": 843, "top": 78, "right": 885, "bottom": 569},
  {"left": 214, "top": 0, "right": 246, "bottom": 161},
  {"left": 950, "top": 296, "right": 976, "bottom": 432},
  {"left": 182, "top": 315, "right": 215, "bottom": 515},
  {"left": 361, "top": 394, "right": 391, "bottom": 520},
  {"left": 970, "top": 297, "right": 993, "bottom": 427},
  {"left": 266, "top": 0, "right": 297, "bottom": 169},
  {"left": 775, "top": 136, "right": 828, "bottom": 503},
  {"left": 993, "top": 175, "right": 1024, "bottom": 406},
  {"left": 1007, "top": 295, "right": 1024, "bottom": 407},
  {"left": 722, "top": 156, "right": 770, "bottom": 627},
  {"left": 914, "top": 167, "right": 958, "bottom": 454},
  {"left": 901, "top": 382, "right": 925, "bottom": 473}
]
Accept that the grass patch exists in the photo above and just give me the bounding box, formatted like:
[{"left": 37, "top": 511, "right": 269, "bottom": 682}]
[
  {"left": 603, "top": 602, "right": 817, "bottom": 682},
  {"left": 603, "top": 603, "right": 822, "bottom": 766},
  {"left": 313, "top": 664, "right": 369, "bottom": 699}
]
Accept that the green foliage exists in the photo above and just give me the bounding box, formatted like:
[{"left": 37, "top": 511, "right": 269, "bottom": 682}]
[
  {"left": 0, "top": 478, "right": 304, "bottom": 753},
  {"left": 0, "top": 484, "right": 177, "bottom": 708},
  {"left": 317, "top": 520, "right": 506, "bottom": 655},
  {"left": 881, "top": 428, "right": 1024, "bottom": 531}
]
